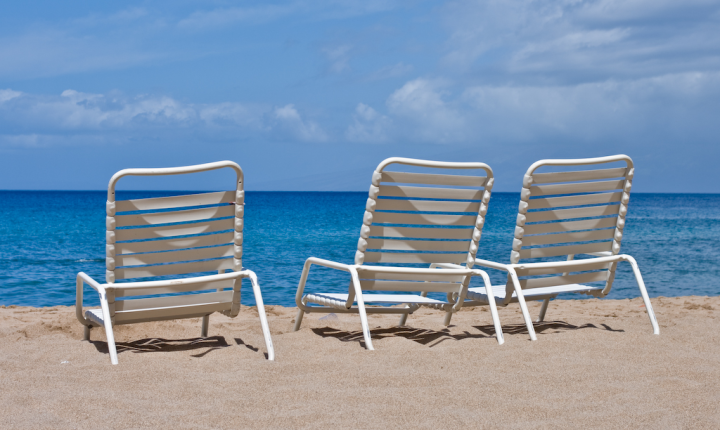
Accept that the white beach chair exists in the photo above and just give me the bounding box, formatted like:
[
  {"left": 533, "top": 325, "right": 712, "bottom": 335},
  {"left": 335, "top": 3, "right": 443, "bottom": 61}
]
[
  {"left": 75, "top": 161, "right": 274, "bottom": 364},
  {"left": 447, "top": 155, "right": 659, "bottom": 341},
  {"left": 293, "top": 157, "right": 505, "bottom": 349}
]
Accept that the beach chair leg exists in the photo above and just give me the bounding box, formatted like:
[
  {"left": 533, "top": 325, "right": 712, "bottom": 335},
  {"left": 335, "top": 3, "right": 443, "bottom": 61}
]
[
  {"left": 443, "top": 290, "right": 459, "bottom": 326},
  {"left": 480, "top": 273, "right": 504, "bottom": 345},
  {"left": 626, "top": 257, "right": 660, "bottom": 335},
  {"left": 349, "top": 269, "right": 374, "bottom": 351},
  {"left": 356, "top": 301, "right": 374, "bottom": 350},
  {"left": 398, "top": 312, "right": 409, "bottom": 327},
  {"left": 294, "top": 307, "right": 306, "bottom": 331},
  {"left": 294, "top": 260, "right": 313, "bottom": 332},
  {"left": 201, "top": 314, "right": 210, "bottom": 337},
  {"left": 537, "top": 298, "right": 550, "bottom": 322},
  {"left": 248, "top": 271, "right": 275, "bottom": 361},
  {"left": 83, "top": 325, "right": 91, "bottom": 341},
  {"left": 99, "top": 295, "right": 118, "bottom": 365},
  {"left": 509, "top": 269, "right": 537, "bottom": 341},
  {"left": 398, "top": 305, "right": 417, "bottom": 327},
  {"left": 443, "top": 309, "right": 453, "bottom": 326}
]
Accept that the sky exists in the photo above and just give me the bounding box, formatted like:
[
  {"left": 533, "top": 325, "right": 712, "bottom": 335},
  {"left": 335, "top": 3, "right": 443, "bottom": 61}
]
[{"left": 0, "top": 0, "right": 719, "bottom": 192}]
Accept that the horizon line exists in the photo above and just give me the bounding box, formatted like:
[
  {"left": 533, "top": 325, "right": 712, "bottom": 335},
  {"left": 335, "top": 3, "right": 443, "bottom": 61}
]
[{"left": 1, "top": 189, "right": 718, "bottom": 195}]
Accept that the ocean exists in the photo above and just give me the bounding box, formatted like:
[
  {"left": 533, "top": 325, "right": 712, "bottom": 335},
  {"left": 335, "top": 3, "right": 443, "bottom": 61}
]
[{"left": 1, "top": 191, "right": 719, "bottom": 308}]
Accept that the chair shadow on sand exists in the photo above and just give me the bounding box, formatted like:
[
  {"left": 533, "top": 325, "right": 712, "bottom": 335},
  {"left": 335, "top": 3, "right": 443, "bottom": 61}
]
[
  {"left": 91, "top": 336, "right": 265, "bottom": 359},
  {"left": 312, "top": 321, "right": 624, "bottom": 348}
]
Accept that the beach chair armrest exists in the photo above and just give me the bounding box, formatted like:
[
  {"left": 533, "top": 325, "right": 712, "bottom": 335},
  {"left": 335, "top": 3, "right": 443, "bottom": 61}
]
[
  {"left": 425, "top": 264, "right": 492, "bottom": 310},
  {"left": 430, "top": 263, "right": 466, "bottom": 270},
  {"left": 76, "top": 272, "right": 106, "bottom": 326},
  {"left": 304, "top": 257, "right": 353, "bottom": 272},
  {"left": 296, "top": 258, "right": 355, "bottom": 309},
  {"left": 77, "top": 272, "right": 104, "bottom": 292},
  {"left": 580, "top": 251, "right": 613, "bottom": 257},
  {"left": 474, "top": 258, "right": 510, "bottom": 271}
]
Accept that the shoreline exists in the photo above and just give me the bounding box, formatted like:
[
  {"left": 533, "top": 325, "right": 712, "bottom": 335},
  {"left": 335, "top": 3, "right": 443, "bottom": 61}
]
[
  {"left": 1, "top": 293, "right": 717, "bottom": 310},
  {"left": 2, "top": 296, "right": 719, "bottom": 428}
]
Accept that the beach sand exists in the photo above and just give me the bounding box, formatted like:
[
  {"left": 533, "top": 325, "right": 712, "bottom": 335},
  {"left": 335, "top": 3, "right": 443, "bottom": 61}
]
[{"left": 1, "top": 296, "right": 719, "bottom": 429}]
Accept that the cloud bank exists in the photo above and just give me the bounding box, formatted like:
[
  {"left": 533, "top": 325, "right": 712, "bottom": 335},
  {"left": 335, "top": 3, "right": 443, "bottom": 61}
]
[{"left": 0, "top": 89, "right": 327, "bottom": 146}]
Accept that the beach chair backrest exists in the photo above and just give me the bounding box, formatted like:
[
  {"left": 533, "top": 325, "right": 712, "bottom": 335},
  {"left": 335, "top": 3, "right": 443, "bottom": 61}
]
[
  {"left": 103, "top": 162, "right": 244, "bottom": 322},
  {"left": 511, "top": 155, "right": 634, "bottom": 294},
  {"left": 353, "top": 158, "right": 493, "bottom": 295}
]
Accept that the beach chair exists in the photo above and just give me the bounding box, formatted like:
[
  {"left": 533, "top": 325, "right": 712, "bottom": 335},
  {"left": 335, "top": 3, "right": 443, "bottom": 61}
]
[
  {"left": 449, "top": 155, "right": 659, "bottom": 341},
  {"left": 75, "top": 161, "right": 274, "bottom": 364},
  {"left": 293, "top": 157, "right": 505, "bottom": 349}
]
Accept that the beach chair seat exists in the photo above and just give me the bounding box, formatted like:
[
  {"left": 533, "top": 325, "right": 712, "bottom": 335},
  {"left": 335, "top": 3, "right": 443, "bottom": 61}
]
[
  {"left": 84, "top": 286, "right": 235, "bottom": 326},
  {"left": 461, "top": 155, "right": 659, "bottom": 341},
  {"left": 305, "top": 293, "right": 450, "bottom": 310},
  {"left": 466, "top": 284, "right": 602, "bottom": 303},
  {"left": 75, "top": 161, "right": 274, "bottom": 365},
  {"left": 293, "top": 158, "right": 505, "bottom": 350}
]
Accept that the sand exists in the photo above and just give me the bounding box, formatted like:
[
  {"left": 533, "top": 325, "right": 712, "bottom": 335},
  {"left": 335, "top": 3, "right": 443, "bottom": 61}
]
[{"left": 1, "top": 296, "right": 719, "bottom": 429}]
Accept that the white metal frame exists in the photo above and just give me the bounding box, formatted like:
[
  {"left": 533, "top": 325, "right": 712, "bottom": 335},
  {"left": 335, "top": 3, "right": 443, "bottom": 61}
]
[
  {"left": 75, "top": 161, "right": 274, "bottom": 364},
  {"left": 449, "top": 155, "right": 659, "bottom": 341},
  {"left": 293, "top": 157, "right": 505, "bottom": 349}
]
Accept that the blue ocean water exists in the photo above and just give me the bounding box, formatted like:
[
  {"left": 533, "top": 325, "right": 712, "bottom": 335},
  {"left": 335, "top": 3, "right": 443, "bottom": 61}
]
[{"left": 1, "top": 191, "right": 719, "bottom": 308}]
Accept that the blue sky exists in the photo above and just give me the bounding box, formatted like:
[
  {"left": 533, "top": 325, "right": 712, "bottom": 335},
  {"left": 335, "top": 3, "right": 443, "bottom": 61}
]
[{"left": 0, "top": 1, "right": 719, "bottom": 192}]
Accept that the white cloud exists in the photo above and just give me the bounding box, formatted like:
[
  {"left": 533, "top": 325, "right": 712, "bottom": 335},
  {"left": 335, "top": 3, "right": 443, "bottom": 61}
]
[
  {"left": 365, "top": 62, "right": 414, "bottom": 81},
  {"left": 516, "top": 28, "right": 632, "bottom": 59},
  {"left": 0, "top": 134, "right": 42, "bottom": 147},
  {"left": 0, "top": 89, "right": 22, "bottom": 103},
  {"left": 199, "top": 103, "right": 267, "bottom": 129},
  {"left": 19, "top": 90, "right": 197, "bottom": 129},
  {"left": 177, "top": 5, "right": 293, "bottom": 30},
  {"left": 322, "top": 45, "right": 353, "bottom": 73},
  {"left": 440, "top": 0, "right": 720, "bottom": 81},
  {"left": 461, "top": 71, "right": 720, "bottom": 142},
  {"left": 273, "top": 104, "right": 327, "bottom": 141},
  {"left": 386, "top": 79, "right": 465, "bottom": 143},
  {"left": 0, "top": 90, "right": 327, "bottom": 145},
  {"left": 369, "top": 71, "right": 720, "bottom": 145},
  {"left": 575, "top": 0, "right": 716, "bottom": 22},
  {"left": 345, "top": 103, "right": 391, "bottom": 142}
]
